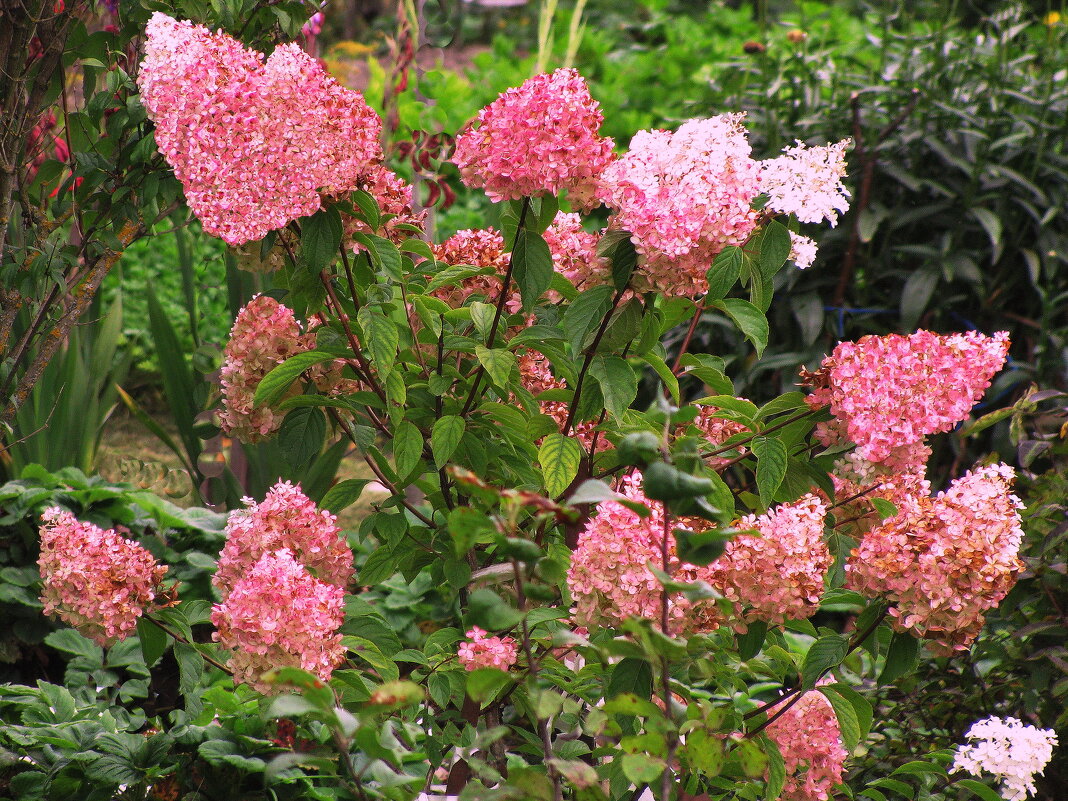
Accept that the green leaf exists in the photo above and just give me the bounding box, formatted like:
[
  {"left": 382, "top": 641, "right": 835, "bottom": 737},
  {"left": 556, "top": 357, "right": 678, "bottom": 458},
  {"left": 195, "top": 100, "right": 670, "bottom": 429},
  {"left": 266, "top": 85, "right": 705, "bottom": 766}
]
[
  {"left": 683, "top": 728, "right": 725, "bottom": 778},
  {"left": 300, "top": 205, "right": 343, "bottom": 272},
  {"left": 468, "top": 588, "right": 523, "bottom": 630},
  {"left": 737, "top": 621, "right": 768, "bottom": 660},
  {"left": 706, "top": 246, "right": 742, "bottom": 301},
  {"left": 357, "top": 308, "right": 399, "bottom": 377},
  {"left": 752, "top": 436, "right": 788, "bottom": 507},
  {"left": 278, "top": 407, "right": 326, "bottom": 468},
  {"left": 467, "top": 668, "right": 513, "bottom": 705},
  {"left": 431, "top": 415, "right": 465, "bottom": 469},
  {"left": 827, "top": 682, "right": 873, "bottom": 744},
  {"left": 900, "top": 264, "right": 939, "bottom": 331},
  {"left": 957, "top": 779, "right": 1007, "bottom": 801},
  {"left": 597, "top": 229, "right": 638, "bottom": 291},
  {"left": 756, "top": 220, "right": 792, "bottom": 281},
  {"left": 254, "top": 350, "right": 340, "bottom": 408},
  {"left": 801, "top": 634, "right": 848, "bottom": 688},
  {"left": 640, "top": 352, "right": 679, "bottom": 404},
  {"left": 879, "top": 631, "right": 919, "bottom": 685},
  {"left": 817, "top": 685, "right": 861, "bottom": 752},
  {"left": 561, "top": 284, "right": 614, "bottom": 355},
  {"left": 512, "top": 229, "right": 554, "bottom": 311},
  {"left": 870, "top": 498, "right": 898, "bottom": 519},
  {"left": 44, "top": 629, "right": 102, "bottom": 662},
  {"left": 342, "top": 635, "right": 400, "bottom": 681},
  {"left": 711, "top": 298, "right": 769, "bottom": 357},
  {"left": 136, "top": 618, "right": 168, "bottom": 668},
  {"left": 320, "top": 479, "right": 372, "bottom": 514},
  {"left": 737, "top": 739, "right": 768, "bottom": 778},
  {"left": 607, "top": 658, "right": 653, "bottom": 700},
  {"left": 764, "top": 736, "right": 785, "bottom": 800},
  {"left": 539, "top": 433, "right": 583, "bottom": 498},
  {"left": 475, "top": 346, "right": 517, "bottom": 388},
  {"left": 393, "top": 421, "right": 423, "bottom": 481},
  {"left": 589, "top": 356, "right": 637, "bottom": 420},
  {"left": 621, "top": 753, "right": 665, "bottom": 783},
  {"left": 448, "top": 507, "right": 494, "bottom": 555}
]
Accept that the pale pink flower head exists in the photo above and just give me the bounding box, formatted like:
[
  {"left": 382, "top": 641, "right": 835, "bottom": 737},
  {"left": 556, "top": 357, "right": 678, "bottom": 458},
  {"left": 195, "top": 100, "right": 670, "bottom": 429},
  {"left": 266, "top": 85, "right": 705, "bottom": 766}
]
[
  {"left": 952, "top": 716, "right": 1058, "bottom": 801},
  {"left": 542, "top": 211, "right": 612, "bottom": 290},
  {"left": 709, "top": 495, "right": 831, "bottom": 629},
  {"left": 214, "top": 480, "right": 353, "bottom": 600},
  {"left": 38, "top": 508, "right": 167, "bottom": 646},
  {"left": 452, "top": 68, "right": 614, "bottom": 207},
  {"left": 219, "top": 295, "right": 315, "bottom": 442},
  {"left": 566, "top": 473, "right": 723, "bottom": 632},
  {"left": 789, "top": 232, "right": 819, "bottom": 269},
  {"left": 457, "top": 627, "right": 519, "bottom": 671},
  {"left": 211, "top": 548, "right": 346, "bottom": 693},
  {"left": 760, "top": 139, "right": 852, "bottom": 226},
  {"left": 599, "top": 115, "right": 762, "bottom": 297},
  {"left": 138, "top": 13, "right": 383, "bottom": 245},
  {"left": 805, "top": 330, "right": 1011, "bottom": 463},
  {"left": 846, "top": 463, "right": 1024, "bottom": 654},
  {"left": 219, "top": 296, "right": 357, "bottom": 442},
  {"left": 765, "top": 688, "right": 849, "bottom": 801}
]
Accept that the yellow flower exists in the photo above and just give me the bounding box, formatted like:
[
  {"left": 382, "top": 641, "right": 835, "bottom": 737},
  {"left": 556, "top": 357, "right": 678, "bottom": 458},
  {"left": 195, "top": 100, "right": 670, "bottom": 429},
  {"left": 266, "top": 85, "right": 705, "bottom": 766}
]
[{"left": 1043, "top": 11, "right": 1061, "bottom": 26}]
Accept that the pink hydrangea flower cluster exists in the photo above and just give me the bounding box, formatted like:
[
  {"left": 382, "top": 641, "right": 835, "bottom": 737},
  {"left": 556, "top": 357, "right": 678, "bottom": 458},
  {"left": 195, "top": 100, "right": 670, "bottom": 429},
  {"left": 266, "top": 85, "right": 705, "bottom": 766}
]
[
  {"left": 211, "top": 548, "right": 346, "bottom": 693},
  {"left": 219, "top": 296, "right": 356, "bottom": 443},
  {"left": 952, "top": 716, "right": 1058, "bottom": 801},
  {"left": 805, "top": 330, "right": 1011, "bottom": 462},
  {"left": 542, "top": 212, "right": 612, "bottom": 290},
  {"left": 568, "top": 473, "right": 687, "bottom": 629},
  {"left": 457, "top": 627, "right": 519, "bottom": 671},
  {"left": 38, "top": 508, "right": 167, "bottom": 646},
  {"left": 138, "top": 13, "right": 383, "bottom": 244},
  {"left": 214, "top": 480, "right": 353, "bottom": 600},
  {"left": 710, "top": 495, "right": 831, "bottom": 629},
  {"left": 598, "top": 115, "right": 762, "bottom": 297},
  {"left": 452, "top": 68, "right": 615, "bottom": 207},
  {"left": 765, "top": 689, "right": 849, "bottom": 801},
  {"left": 429, "top": 228, "right": 523, "bottom": 314},
  {"left": 760, "top": 139, "right": 852, "bottom": 226},
  {"left": 846, "top": 464, "right": 1024, "bottom": 654}
]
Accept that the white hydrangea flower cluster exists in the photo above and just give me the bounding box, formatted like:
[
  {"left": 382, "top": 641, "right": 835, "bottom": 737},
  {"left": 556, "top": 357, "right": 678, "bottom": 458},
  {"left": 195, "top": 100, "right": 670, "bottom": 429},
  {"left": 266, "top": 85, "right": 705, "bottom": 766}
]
[{"left": 951, "top": 716, "right": 1058, "bottom": 800}]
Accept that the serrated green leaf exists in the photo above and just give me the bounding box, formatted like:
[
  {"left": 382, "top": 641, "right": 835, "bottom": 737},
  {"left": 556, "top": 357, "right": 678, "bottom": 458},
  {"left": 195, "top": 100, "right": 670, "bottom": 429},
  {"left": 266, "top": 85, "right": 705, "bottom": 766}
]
[
  {"left": 300, "top": 206, "right": 343, "bottom": 273},
  {"left": 801, "top": 634, "right": 848, "bottom": 688},
  {"left": 539, "top": 433, "right": 582, "bottom": 498},
  {"left": 756, "top": 220, "right": 792, "bottom": 280},
  {"left": 711, "top": 298, "right": 769, "bottom": 357},
  {"left": 562, "top": 285, "right": 614, "bottom": 356},
  {"left": 136, "top": 617, "right": 168, "bottom": 668},
  {"left": 393, "top": 421, "right": 423, "bottom": 481},
  {"left": 254, "top": 350, "right": 340, "bottom": 408},
  {"left": 357, "top": 308, "right": 399, "bottom": 377},
  {"left": 475, "top": 346, "right": 517, "bottom": 388},
  {"left": 278, "top": 407, "right": 326, "bottom": 467},
  {"left": 752, "top": 436, "right": 788, "bottom": 507},
  {"left": 879, "top": 631, "right": 919, "bottom": 685},
  {"left": 319, "top": 479, "right": 372, "bottom": 514},
  {"left": 706, "top": 246, "right": 742, "bottom": 301},
  {"left": 817, "top": 685, "right": 861, "bottom": 751},
  {"left": 589, "top": 355, "right": 637, "bottom": 420},
  {"left": 512, "top": 229, "right": 554, "bottom": 311},
  {"left": 431, "top": 415, "right": 465, "bottom": 469},
  {"left": 641, "top": 352, "right": 680, "bottom": 404}
]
